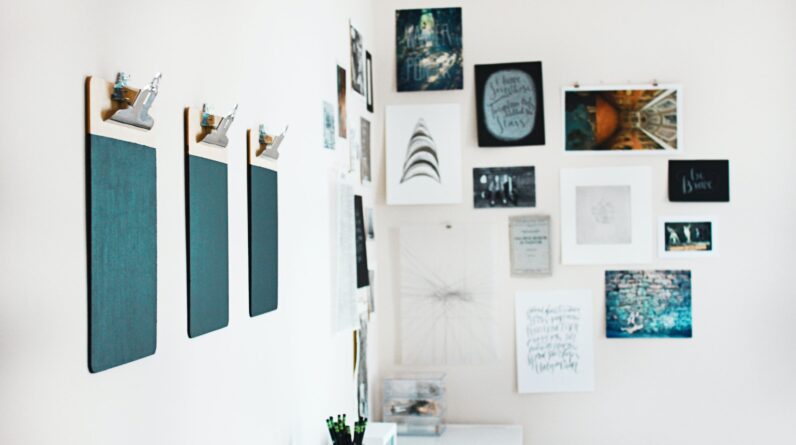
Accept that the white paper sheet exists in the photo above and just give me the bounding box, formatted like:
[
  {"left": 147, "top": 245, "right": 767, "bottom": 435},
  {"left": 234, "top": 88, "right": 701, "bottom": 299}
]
[
  {"left": 515, "top": 290, "right": 594, "bottom": 393},
  {"left": 400, "top": 224, "right": 497, "bottom": 365},
  {"left": 334, "top": 179, "right": 358, "bottom": 332}
]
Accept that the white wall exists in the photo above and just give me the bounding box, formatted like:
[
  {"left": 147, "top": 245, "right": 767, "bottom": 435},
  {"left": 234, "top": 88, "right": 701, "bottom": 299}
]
[
  {"left": 0, "top": 1, "right": 378, "bottom": 444},
  {"left": 371, "top": 0, "right": 796, "bottom": 444}
]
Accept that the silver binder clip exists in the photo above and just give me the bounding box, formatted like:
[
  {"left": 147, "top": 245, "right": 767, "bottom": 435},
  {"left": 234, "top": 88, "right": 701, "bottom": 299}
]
[
  {"left": 256, "top": 124, "right": 289, "bottom": 159},
  {"left": 201, "top": 104, "right": 238, "bottom": 148},
  {"left": 109, "top": 72, "right": 161, "bottom": 130}
]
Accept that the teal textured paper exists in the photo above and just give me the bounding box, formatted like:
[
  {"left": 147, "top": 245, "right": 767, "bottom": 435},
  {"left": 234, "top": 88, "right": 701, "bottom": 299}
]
[
  {"left": 248, "top": 166, "right": 278, "bottom": 316},
  {"left": 187, "top": 155, "right": 230, "bottom": 337},
  {"left": 88, "top": 134, "right": 157, "bottom": 373}
]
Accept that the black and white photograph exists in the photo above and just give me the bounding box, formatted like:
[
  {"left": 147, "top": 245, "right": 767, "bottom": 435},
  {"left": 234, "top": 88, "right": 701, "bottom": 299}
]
[
  {"left": 659, "top": 216, "right": 717, "bottom": 258},
  {"left": 472, "top": 166, "right": 535, "bottom": 208},
  {"left": 350, "top": 23, "right": 365, "bottom": 95}
]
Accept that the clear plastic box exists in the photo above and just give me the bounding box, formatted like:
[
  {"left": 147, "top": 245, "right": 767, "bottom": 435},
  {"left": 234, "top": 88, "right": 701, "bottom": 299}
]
[{"left": 382, "top": 373, "right": 446, "bottom": 436}]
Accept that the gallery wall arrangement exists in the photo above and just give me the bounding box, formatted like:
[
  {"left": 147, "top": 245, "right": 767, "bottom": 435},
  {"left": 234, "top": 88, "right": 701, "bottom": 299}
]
[{"left": 381, "top": 4, "right": 732, "bottom": 410}]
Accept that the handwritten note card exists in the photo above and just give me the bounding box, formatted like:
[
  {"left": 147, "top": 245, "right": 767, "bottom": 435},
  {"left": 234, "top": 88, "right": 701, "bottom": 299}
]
[
  {"left": 509, "top": 215, "right": 551, "bottom": 276},
  {"left": 515, "top": 290, "right": 594, "bottom": 393}
]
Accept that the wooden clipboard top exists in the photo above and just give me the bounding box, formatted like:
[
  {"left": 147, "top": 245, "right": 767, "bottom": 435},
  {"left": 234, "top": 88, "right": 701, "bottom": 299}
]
[
  {"left": 184, "top": 107, "right": 228, "bottom": 164},
  {"left": 85, "top": 76, "right": 158, "bottom": 147},
  {"left": 247, "top": 129, "right": 278, "bottom": 171}
]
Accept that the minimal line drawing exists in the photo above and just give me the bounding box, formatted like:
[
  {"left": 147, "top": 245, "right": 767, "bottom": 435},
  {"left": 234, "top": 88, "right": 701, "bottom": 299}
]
[
  {"left": 400, "top": 225, "right": 496, "bottom": 365},
  {"left": 400, "top": 119, "right": 441, "bottom": 184}
]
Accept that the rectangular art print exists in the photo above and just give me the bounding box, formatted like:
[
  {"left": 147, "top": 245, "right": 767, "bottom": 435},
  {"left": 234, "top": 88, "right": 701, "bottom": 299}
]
[
  {"left": 396, "top": 8, "right": 463, "bottom": 92},
  {"left": 323, "top": 101, "right": 335, "bottom": 150},
  {"left": 475, "top": 62, "right": 545, "bottom": 147},
  {"left": 509, "top": 215, "right": 551, "bottom": 277},
  {"left": 606, "top": 270, "right": 692, "bottom": 338},
  {"left": 386, "top": 104, "right": 462, "bottom": 205},
  {"left": 668, "top": 160, "right": 730, "bottom": 202},
  {"left": 350, "top": 24, "right": 365, "bottom": 95},
  {"left": 563, "top": 85, "right": 681, "bottom": 153},
  {"left": 659, "top": 216, "right": 717, "bottom": 258},
  {"left": 473, "top": 166, "right": 535, "bottom": 208},
  {"left": 515, "top": 290, "right": 594, "bottom": 393},
  {"left": 337, "top": 65, "right": 347, "bottom": 138}
]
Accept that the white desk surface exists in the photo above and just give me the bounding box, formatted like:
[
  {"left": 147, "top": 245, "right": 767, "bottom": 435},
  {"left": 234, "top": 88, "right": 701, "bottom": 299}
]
[{"left": 398, "top": 424, "right": 522, "bottom": 445}]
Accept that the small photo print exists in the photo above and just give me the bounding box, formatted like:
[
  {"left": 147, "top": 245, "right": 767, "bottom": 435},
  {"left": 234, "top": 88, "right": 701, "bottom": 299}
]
[
  {"left": 472, "top": 166, "right": 535, "bottom": 208},
  {"left": 660, "top": 217, "right": 716, "bottom": 258},
  {"left": 575, "top": 185, "right": 631, "bottom": 245}
]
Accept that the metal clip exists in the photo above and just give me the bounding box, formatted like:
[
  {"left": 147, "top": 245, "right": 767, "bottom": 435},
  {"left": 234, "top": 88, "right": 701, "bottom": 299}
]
[
  {"left": 201, "top": 104, "right": 238, "bottom": 147},
  {"left": 256, "top": 124, "right": 289, "bottom": 159},
  {"left": 109, "top": 72, "right": 161, "bottom": 130}
]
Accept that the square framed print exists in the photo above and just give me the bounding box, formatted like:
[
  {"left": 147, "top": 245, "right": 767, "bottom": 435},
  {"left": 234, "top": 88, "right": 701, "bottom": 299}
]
[
  {"left": 475, "top": 62, "right": 545, "bottom": 147},
  {"left": 563, "top": 84, "right": 681, "bottom": 154},
  {"left": 659, "top": 216, "right": 717, "bottom": 258},
  {"left": 560, "top": 166, "right": 653, "bottom": 265},
  {"left": 668, "top": 160, "right": 730, "bottom": 202}
]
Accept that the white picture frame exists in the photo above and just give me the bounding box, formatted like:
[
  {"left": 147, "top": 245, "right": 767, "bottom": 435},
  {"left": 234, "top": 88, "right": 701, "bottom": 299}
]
[
  {"left": 561, "top": 83, "right": 683, "bottom": 156},
  {"left": 659, "top": 216, "right": 718, "bottom": 258},
  {"left": 560, "top": 166, "right": 653, "bottom": 265}
]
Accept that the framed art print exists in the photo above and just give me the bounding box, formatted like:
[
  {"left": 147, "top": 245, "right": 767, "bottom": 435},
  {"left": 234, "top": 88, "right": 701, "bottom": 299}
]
[
  {"left": 475, "top": 62, "right": 545, "bottom": 147},
  {"left": 563, "top": 84, "right": 681, "bottom": 154},
  {"left": 659, "top": 216, "right": 717, "bottom": 258},
  {"left": 668, "top": 160, "right": 730, "bottom": 202},
  {"left": 560, "top": 166, "right": 653, "bottom": 265}
]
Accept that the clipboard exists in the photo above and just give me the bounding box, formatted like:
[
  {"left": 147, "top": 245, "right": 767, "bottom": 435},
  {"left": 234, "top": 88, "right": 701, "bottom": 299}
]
[
  {"left": 184, "top": 106, "right": 232, "bottom": 337},
  {"left": 85, "top": 74, "right": 158, "bottom": 373},
  {"left": 246, "top": 129, "right": 279, "bottom": 316}
]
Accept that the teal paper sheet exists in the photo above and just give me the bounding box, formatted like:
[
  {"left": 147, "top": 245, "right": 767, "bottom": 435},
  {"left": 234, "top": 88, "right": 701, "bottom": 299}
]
[
  {"left": 187, "top": 155, "right": 229, "bottom": 337},
  {"left": 248, "top": 165, "right": 278, "bottom": 316},
  {"left": 88, "top": 134, "right": 157, "bottom": 373}
]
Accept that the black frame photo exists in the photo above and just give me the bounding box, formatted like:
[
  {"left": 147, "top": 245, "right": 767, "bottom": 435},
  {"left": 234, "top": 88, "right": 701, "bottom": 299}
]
[{"left": 474, "top": 62, "right": 545, "bottom": 147}]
